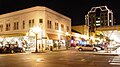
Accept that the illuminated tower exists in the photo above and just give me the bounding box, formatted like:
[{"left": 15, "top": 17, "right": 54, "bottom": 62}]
[{"left": 85, "top": 6, "right": 113, "bottom": 33}]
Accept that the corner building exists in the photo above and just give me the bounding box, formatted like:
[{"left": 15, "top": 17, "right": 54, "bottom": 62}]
[{"left": 0, "top": 6, "right": 71, "bottom": 51}]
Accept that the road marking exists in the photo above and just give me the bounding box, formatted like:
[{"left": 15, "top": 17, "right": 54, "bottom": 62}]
[
  {"left": 110, "top": 57, "right": 120, "bottom": 62},
  {"left": 109, "top": 56, "right": 120, "bottom": 65},
  {"left": 81, "top": 59, "right": 86, "bottom": 61},
  {"left": 33, "top": 58, "right": 45, "bottom": 62},
  {"left": 25, "top": 57, "right": 45, "bottom": 62},
  {"left": 110, "top": 63, "right": 120, "bottom": 65}
]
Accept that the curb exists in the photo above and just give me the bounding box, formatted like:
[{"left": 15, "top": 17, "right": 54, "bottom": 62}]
[
  {"left": 31, "top": 52, "right": 46, "bottom": 53},
  {"left": 93, "top": 53, "right": 119, "bottom": 56}
]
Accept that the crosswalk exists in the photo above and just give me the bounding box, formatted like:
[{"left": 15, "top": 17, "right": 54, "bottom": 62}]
[{"left": 109, "top": 56, "right": 120, "bottom": 65}]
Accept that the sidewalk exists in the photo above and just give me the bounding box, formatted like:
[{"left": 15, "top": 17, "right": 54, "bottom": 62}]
[
  {"left": 28, "top": 47, "right": 68, "bottom": 53},
  {"left": 111, "top": 47, "right": 120, "bottom": 54},
  {"left": 26, "top": 47, "right": 120, "bottom": 56},
  {"left": 51, "top": 47, "right": 120, "bottom": 56},
  {"left": 94, "top": 48, "right": 120, "bottom": 56}
]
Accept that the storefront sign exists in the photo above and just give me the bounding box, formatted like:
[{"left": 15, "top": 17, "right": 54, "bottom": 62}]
[{"left": 42, "top": 37, "right": 47, "bottom": 39}]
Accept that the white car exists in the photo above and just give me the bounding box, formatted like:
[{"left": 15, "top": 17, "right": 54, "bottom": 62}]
[{"left": 75, "top": 45, "right": 101, "bottom": 52}]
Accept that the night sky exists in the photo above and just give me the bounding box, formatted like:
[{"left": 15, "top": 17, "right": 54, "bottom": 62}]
[{"left": 0, "top": 0, "right": 120, "bottom": 26}]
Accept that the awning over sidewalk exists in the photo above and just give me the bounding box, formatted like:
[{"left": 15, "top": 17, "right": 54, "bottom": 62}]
[
  {"left": 0, "top": 33, "right": 26, "bottom": 38},
  {"left": 47, "top": 33, "right": 59, "bottom": 40}
]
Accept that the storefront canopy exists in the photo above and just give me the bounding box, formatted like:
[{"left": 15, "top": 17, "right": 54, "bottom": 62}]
[
  {"left": 0, "top": 33, "right": 26, "bottom": 38},
  {"left": 47, "top": 33, "right": 59, "bottom": 40}
]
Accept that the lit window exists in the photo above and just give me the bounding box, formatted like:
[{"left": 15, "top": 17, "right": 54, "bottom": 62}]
[
  {"left": 96, "top": 24, "right": 101, "bottom": 26},
  {"left": 96, "top": 20, "right": 100, "bottom": 23}
]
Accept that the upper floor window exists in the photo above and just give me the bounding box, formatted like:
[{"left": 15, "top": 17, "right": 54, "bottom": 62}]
[
  {"left": 0, "top": 24, "right": 3, "bottom": 32},
  {"left": 61, "top": 24, "right": 64, "bottom": 31},
  {"left": 32, "top": 19, "right": 34, "bottom": 27},
  {"left": 47, "top": 20, "right": 52, "bottom": 29},
  {"left": 13, "top": 22, "right": 19, "bottom": 30},
  {"left": 39, "top": 19, "right": 43, "bottom": 23},
  {"left": 23, "top": 21, "right": 25, "bottom": 29},
  {"left": 66, "top": 26, "right": 69, "bottom": 32},
  {"left": 29, "top": 19, "right": 34, "bottom": 28},
  {"left": 29, "top": 20, "right": 31, "bottom": 27},
  {"left": 6, "top": 23, "right": 10, "bottom": 31},
  {"left": 55, "top": 22, "right": 59, "bottom": 30}
]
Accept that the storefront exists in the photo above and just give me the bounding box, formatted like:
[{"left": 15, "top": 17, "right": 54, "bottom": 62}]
[
  {"left": 0, "top": 32, "right": 68, "bottom": 52},
  {"left": 0, "top": 35, "right": 36, "bottom": 51},
  {"left": 47, "top": 33, "right": 66, "bottom": 50}
]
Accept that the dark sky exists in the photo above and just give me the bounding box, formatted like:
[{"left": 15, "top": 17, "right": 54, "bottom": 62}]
[{"left": 0, "top": 0, "right": 120, "bottom": 26}]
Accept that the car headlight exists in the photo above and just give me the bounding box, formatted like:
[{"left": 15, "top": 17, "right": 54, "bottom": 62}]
[{"left": 75, "top": 46, "right": 80, "bottom": 49}]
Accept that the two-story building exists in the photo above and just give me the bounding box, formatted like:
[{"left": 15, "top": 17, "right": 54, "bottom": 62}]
[{"left": 0, "top": 6, "right": 71, "bottom": 51}]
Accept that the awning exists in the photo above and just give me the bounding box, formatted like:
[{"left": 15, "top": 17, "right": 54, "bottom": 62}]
[
  {"left": 0, "top": 33, "right": 26, "bottom": 38},
  {"left": 47, "top": 33, "right": 59, "bottom": 40}
]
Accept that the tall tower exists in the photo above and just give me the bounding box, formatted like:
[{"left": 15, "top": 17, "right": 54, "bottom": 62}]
[{"left": 85, "top": 6, "right": 113, "bottom": 33}]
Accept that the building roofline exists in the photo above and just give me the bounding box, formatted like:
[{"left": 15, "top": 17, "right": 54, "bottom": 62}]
[{"left": 0, "top": 6, "right": 71, "bottom": 21}]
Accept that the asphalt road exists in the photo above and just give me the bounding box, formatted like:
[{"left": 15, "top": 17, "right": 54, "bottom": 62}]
[{"left": 0, "top": 50, "right": 120, "bottom": 67}]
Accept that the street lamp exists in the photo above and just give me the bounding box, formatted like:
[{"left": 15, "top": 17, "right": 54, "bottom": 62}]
[{"left": 31, "top": 26, "right": 41, "bottom": 53}]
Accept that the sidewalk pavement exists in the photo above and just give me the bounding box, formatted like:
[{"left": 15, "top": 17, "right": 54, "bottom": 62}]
[
  {"left": 45, "top": 47, "right": 120, "bottom": 56},
  {"left": 51, "top": 47, "right": 120, "bottom": 56},
  {"left": 27, "top": 47, "right": 120, "bottom": 56},
  {"left": 94, "top": 47, "right": 120, "bottom": 56}
]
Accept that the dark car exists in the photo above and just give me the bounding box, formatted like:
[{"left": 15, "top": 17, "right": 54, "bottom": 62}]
[
  {"left": 2, "top": 44, "right": 24, "bottom": 53},
  {"left": 13, "top": 46, "right": 23, "bottom": 53},
  {"left": 2, "top": 46, "right": 14, "bottom": 53},
  {"left": 0, "top": 47, "right": 4, "bottom": 53}
]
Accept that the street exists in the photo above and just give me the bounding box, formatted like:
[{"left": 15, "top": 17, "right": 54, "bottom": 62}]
[{"left": 0, "top": 49, "right": 120, "bottom": 67}]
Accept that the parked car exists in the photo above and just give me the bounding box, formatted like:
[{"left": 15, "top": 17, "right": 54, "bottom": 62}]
[
  {"left": 75, "top": 45, "right": 101, "bottom": 52},
  {"left": 13, "top": 46, "right": 24, "bottom": 53},
  {"left": 2, "top": 44, "right": 24, "bottom": 53}
]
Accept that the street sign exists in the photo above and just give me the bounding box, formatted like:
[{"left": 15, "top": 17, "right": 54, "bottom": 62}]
[{"left": 42, "top": 37, "right": 47, "bottom": 39}]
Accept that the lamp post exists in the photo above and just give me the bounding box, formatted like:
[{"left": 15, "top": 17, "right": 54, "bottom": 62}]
[
  {"left": 35, "top": 33, "right": 38, "bottom": 52},
  {"left": 31, "top": 26, "right": 41, "bottom": 53}
]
